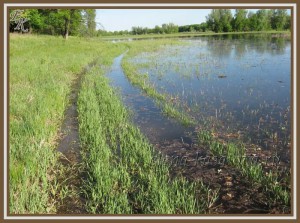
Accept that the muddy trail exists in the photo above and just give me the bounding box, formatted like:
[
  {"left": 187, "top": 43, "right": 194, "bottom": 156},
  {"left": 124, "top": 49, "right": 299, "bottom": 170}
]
[{"left": 55, "top": 60, "right": 97, "bottom": 214}]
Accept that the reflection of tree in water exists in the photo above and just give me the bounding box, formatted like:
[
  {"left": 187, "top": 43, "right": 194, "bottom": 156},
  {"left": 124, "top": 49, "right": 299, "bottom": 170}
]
[
  {"left": 204, "top": 36, "right": 233, "bottom": 58},
  {"left": 246, "top": 36, "right": 288, "bottom": 55},
  {"left": 204, "top": 34, "right": 289, "bottom": 58},
  {"left": 234, "top": 41, "right": 247, "bottom": 59},
  {"left": 269, "top": 37, "right": 287, "bottom": 55}
]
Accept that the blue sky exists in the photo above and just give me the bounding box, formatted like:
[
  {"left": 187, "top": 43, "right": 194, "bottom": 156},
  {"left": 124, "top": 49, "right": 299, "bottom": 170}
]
[
  {"left": 96, "top": 9, "right": 209, "bottom": 31},
  {"left": 96, "top": 9, "right": 261, "bottom": 31}
]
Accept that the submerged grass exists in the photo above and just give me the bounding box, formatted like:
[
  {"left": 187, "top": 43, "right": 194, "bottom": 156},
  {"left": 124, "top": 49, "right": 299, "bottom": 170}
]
[
  {"left": 9, "top": 34, "right": 126, "bottom": 213},
  {"left": 122, "top": 39, "right": 196, "bottom": 127},
  {"left": 197, "top": 131, "right": 290, "bottom": 207},
  {"left": 78, "top": 65, "right": 217, "bottom": 214}
]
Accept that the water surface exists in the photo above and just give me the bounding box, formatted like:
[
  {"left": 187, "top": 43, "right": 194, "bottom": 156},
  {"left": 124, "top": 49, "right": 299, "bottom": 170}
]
[
  {"left": 106, "top": 54, "right": 192, "bottom": 144},
  {"left": 129, "top": 34, "right": 291, "bottom": 159}
]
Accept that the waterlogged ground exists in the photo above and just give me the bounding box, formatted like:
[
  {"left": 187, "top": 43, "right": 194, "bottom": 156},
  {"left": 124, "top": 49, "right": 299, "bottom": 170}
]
[
  {"left": 106, "top": 34, "right": 291, "bottom": 213},
  {"left": 130, "top": 34, "right": 291, "bottom": 160},
  {"left": 107, "top": 54, "right": 193, "bottom": 143}
]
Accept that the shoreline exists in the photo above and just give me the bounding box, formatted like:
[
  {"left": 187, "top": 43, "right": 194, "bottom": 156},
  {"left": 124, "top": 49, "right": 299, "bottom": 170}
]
[{"left": 100, "top": 30, "right": 291, "bottom": 40}]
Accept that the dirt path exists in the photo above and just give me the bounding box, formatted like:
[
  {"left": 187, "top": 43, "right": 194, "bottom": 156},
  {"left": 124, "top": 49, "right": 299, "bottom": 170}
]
[{"left": 56, "top": 61, "right": 97, "bottom": 214}]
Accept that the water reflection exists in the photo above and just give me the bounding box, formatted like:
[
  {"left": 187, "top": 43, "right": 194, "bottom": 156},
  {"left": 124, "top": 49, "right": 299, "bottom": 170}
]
[
  {"left": 106, "top": 54, "right": 190, "bottom": 143},
  {"left": 202, "top": 34, "right": 289, "bottom": 57},
  {"left": 131, "top": 34, "right": 291, "bottom": 160}
]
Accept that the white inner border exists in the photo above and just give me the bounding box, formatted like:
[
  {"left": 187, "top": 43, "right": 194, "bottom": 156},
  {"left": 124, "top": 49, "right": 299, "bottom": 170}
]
[{"left": 3, "top": 3, "right": 297, "bottom": 220}]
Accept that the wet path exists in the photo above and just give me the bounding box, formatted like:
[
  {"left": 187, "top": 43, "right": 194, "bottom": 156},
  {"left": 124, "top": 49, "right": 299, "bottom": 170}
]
[
  {"left": 55, "top": 61, "right": 97, "bottom": 214},
  {"left": 106, "top": 53, "right": 192, "bottom": 144}
]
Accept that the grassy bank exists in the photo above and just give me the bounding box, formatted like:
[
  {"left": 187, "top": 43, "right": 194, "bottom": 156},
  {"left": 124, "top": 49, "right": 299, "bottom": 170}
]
[
  {"left": 78, "top": 65, "right": 218, "bottom": 214},
  {"left": 101, "top": 30, "right": 290, "bottom": 40},
  {"left": 9, "top": 34, "right": 126, "bottom": 213}
]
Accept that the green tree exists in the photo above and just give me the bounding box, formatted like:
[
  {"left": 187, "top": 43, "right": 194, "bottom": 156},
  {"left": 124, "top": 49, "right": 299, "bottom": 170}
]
[
  {"left": 284, "top": 14, "right": 291, "bottom": 30},
  {"left": 132, "top": 26, "right": 146, "bottom": 35},
  {"left": 57, "top": 9, "right": 79, "bottom": 39},
  {"left": 154, "top": 25, "right": 162, "bottom": 34},
  {"left": 206, "top": 9, "right": 233, "bottom": 33},
  {"left": 199, "top": 22, "right": 208, "bottom": 32},
  {"left": 10, "top": 9, "right": 83, "bottom": 38},
  {"left": 247, "top": 11, "right": 258, "bottom": 31},
  {"left": 256, "top": 9, "right": 272, "bottom": 31},
  {"left": 233, "top": 9, "right": 248, "bottom": 31},
  {"left": 81, "top": 9, "right": 96, "bottom": 37},
  {"left": 23, "top": 9, "right": 44, "bottom": 33},
  {"left": 161, "top": 23, "right": 179, "bottom": 34},
  {"left": 271, "top": 9, "right": 288, "bottom": 30}
]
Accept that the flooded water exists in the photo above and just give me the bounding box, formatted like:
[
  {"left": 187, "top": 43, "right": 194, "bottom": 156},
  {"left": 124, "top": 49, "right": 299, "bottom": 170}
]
[
  {"left": 104, "top": 34, "right": 291, "bottom": 213},
  {"left": 130, "top": 34, "right": 291, "bottom": 160},
  {"left": 106, "top": 54, "right": 192, "bottom": 144}
]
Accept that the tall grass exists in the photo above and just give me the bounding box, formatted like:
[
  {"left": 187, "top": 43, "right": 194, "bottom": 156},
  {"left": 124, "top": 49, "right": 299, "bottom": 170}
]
[
  {"left": 78, "top": 65, "right": 217, "bottom": 214},
  {"left": 9, "top": 34, "right": 126, "bottom": 213}
]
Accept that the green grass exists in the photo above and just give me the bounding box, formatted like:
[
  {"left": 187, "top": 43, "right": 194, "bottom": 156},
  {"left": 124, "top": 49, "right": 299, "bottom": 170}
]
[
  {"left": 122, "top": 39, "right": 196, "bottom": 127},
  {"left": 197, "top": 131, "right": 290, "bottom": 207},
  {"left": 78, "top": 65, "right": 218, "bottom": 214},
  {"left": 9, "top": 34, "right": 126, "bottom": 213}
]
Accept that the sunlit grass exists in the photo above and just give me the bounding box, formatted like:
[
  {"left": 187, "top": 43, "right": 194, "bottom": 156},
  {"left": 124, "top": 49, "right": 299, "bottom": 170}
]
[{"left": 9, "top": 34, "right": 126, "bottom": 213}]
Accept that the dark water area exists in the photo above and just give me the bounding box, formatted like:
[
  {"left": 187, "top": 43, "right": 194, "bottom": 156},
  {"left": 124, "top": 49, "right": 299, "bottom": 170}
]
[{"left": 106, "top": 54, "right": 192, "bottom": 144}]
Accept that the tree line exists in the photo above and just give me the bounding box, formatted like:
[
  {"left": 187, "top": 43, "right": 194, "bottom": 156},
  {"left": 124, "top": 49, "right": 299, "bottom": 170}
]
[
  {"left": 206, "top": 9, "right": 290, "bottom": 33},
  {"left": 98, "top": 9, "right": 290, "bottom": 36},
  {"left": 10, "top": 9, "right": 290, "bottom": 38},
  {"left": 9, "top": 9, "right": 96, "bottom": 39}
]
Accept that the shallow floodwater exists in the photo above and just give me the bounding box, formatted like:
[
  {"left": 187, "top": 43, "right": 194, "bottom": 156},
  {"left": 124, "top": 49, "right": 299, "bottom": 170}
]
[
  {"left": 104, "top": 34, "right": 291, "bottom": 214},
  {"left": 129, "top": 34, "right": 291, "bottom": 159},
  {"left": 106, "top": 54, "right": 192, "bottom": 144}
]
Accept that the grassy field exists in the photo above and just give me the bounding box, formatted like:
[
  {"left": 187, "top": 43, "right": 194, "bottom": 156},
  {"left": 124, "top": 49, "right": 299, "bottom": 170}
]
[{"left": 9, "top": 34, "right": 126, "bottom": 213}]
